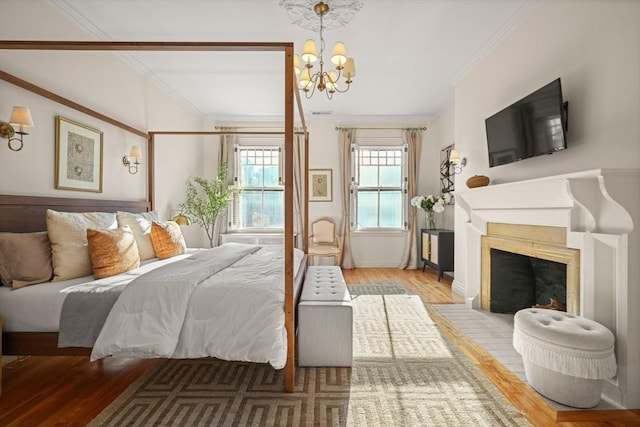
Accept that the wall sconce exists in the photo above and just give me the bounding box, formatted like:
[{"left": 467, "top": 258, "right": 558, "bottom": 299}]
[
  {"left": 122, "top": 146, "right": 141, "bottom": 174},
  {"left": 170, "top": 209, "right": 191, "bottom": 226},
  {"left": 449, "top": 149, "right": 467, "bottom": 175},
  {"left": 0, "top": 106, "right": 35, "bottom": 151}
]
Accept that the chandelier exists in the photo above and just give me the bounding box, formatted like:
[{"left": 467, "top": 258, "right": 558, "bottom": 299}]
[{"left": 287, "top": 1, "right": 358, "bottom": 99}]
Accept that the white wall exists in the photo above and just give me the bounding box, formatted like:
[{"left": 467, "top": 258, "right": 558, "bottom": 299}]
[
  {"left": 0, "top": 0, "right": 208, "bottom": 247},
  {"left": 424, "top": 102, "right": 456, "bottom": 232},
  {"left": 452, "top": 0, "right": 640, "bottom": 294}
]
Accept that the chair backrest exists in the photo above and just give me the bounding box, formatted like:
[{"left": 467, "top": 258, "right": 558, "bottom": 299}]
[{"left": 311, "top": 219, "right": 336, "bottom": 244}]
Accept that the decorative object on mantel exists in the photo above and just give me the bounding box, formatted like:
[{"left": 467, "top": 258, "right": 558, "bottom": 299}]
[
  {"left": 466, "top": 174, "right": 490, "bottom": 188},
  {"left": 411, "top": 193, "right": 452, "bottom": 229},
  {"left": 281, "top": 0, "right": 361, "bottom": 99}
]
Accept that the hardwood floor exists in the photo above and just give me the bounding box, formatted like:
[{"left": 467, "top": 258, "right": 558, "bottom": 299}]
[{"left": 1, "top": 267, "right": 638, "bottom": 426}]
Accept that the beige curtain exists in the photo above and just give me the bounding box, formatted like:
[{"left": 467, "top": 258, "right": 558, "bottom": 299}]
[
  {"left": 398, "top": 129, "right": 422, "bottom": 269},
  {"left": 293, "top": 133, "right": 305, "bottom": 250},
  {"left": 339, "top": 129, "right": 356, "bottom": 269},
  {"left": 212, "top": 131, "right": 237, "bottom": 246}
]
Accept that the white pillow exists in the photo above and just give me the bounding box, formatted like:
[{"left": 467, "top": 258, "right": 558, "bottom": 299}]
[
  {"left": 46, "top": 209, "right": 117, "bottom": 281},
  {"left": 116, "top": 211, "right": 159, "bottom": 261}
]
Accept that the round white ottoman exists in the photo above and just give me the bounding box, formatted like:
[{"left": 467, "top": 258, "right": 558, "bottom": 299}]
[{"left": 513, "top": 308, "right": 617, "bottom": 408}]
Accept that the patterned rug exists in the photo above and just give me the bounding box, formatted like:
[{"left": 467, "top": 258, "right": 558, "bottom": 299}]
[
  {"left": 347, "top": 284, "right": 413, "bottom": 295},
  {"left": 89, "top": 294, "right": 531, "bottom": 426}
]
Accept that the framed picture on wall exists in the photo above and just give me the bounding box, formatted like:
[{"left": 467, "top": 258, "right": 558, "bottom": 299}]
[
  {"left": 55, "top": 116, "right": 103, "bottom": 192},
  {"left": 440, "top": 144, "right": 455, "bottom": 193},
  {"left": 308, "top": 169, "right": 332, "bottom": 202}
]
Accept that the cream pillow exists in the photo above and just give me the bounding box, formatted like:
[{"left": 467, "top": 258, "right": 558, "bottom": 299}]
[
  {"left": 46, "top": 209, "right": 117, "bottom": 281},
  {"left": 150, "top": 221, "right": 187, "bottom": 259},
  {"left": 0, "top": 231, "right": 53, "bottom": 288},
  {"left": 87, "top": 226, "right": 140, "bottom": 279},
  {"left": 116, "top": 211, "right": 159, "bottom": 261}
]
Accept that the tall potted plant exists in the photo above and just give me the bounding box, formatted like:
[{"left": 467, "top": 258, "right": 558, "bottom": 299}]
[{"left": 179, "top": 163, "right": 234, "bottom": 248}]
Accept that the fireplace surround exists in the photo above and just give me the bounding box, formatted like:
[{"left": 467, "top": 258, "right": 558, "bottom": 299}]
[
  {"left": 456, "top": 169, "right": 640, "bottom": 409},
  {"left": 481, "top": 223, "right": 579, "bottom": 314}
]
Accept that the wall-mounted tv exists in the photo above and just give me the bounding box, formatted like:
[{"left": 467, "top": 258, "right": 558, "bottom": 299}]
[{"left": 485, "top": 78, "right": 568, "bottom": 167}]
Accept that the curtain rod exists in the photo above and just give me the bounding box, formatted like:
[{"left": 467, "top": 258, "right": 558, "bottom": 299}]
[
  {"left": 149, "top": 131, "right": 307, "bottom": 136},
  {"left": 214, "top": 125, "right": 307, "bottom": 131},
  {"left": 335, "top": 126, "right": 427, "bottom": 131}
]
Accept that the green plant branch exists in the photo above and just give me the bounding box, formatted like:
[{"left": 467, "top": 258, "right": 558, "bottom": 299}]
[{"left": 179, "top": 163, "right": 233, "bottom": 247}]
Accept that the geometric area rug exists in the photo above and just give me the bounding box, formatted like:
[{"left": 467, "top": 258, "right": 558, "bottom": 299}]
[{"left": 89, "top": 294, "right": 531, "bottom": 426}]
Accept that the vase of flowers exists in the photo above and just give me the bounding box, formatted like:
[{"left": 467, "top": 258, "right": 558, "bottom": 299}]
[{"left": 411, "top": 193, "right": 452, "bottom": 229}]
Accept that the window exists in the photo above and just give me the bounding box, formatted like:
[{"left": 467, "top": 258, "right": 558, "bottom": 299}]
[
  {"left": 351, "top": 141, "right": 407, "bottom": 230},
  {"left": 229, "top": 140, "right": 284, "bottom": 230}
]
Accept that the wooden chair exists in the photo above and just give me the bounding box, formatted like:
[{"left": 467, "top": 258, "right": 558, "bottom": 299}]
[{"left": 308, "top": 218, "right": 342, "bottom": 266}]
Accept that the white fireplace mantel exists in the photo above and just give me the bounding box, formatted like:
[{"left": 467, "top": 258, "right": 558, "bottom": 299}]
[{"left": 454, "top": 168, "right": 640, "bottom": 409}]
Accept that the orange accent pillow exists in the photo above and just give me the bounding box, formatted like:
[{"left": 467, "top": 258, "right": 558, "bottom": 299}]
[
  {"left": 86, "top": 226, "right": 140, "bottom": 279},
  {"left": 150, "top": 221, "right": 187, "bottom": 259}
]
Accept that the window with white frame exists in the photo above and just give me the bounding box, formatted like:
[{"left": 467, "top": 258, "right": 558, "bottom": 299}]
[
  {"left": 228, "top": 138, "right": 284, "bottom": 230},
  {"left": 351, "top": 140, "right": 407, "bottom": 230}
]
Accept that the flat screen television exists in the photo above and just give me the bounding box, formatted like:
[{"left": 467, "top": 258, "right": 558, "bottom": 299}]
[{"left": 485, "top": 78, "right": 567, "bottom": 167}]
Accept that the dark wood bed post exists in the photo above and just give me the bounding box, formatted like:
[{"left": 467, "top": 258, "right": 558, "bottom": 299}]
[
  {"left": 283, "top": 45, "right": 296, "bottom": 392},
  {"left": 148, "top": 133, "right": 155, "bottom": 211}
]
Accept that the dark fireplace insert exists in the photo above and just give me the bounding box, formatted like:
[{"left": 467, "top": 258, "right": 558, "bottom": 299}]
[{"left": 490, "top": 248, "right": 567, "bottom": 314}]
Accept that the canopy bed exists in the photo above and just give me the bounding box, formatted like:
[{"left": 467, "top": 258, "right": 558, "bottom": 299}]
[{"left": 0, "top": 40, "right": 308, "bottom": 392}]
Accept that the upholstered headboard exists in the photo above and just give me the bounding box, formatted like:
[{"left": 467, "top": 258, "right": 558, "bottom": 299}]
[{"left": 0, "top": 194, "right": 151, "bottom": 233}]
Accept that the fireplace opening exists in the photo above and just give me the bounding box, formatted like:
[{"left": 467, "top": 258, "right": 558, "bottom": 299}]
[{"left": 490, "top": 248, "right": 567, "bottom": 314}]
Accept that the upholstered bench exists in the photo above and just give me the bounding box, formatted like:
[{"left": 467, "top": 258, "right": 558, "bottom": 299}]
[
  {"left": 298, "top": 266, "right": 352, "bottom": 367},
  {"left": 513, "top": 308, "right": 617, "bottom": 408}
]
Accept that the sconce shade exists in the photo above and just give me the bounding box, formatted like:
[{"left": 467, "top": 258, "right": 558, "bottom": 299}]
[
  {"left": 9, "top": 107, "right": 34, "bottom": 128},
  {"left": 449, "top": 149, "right": 460, "bottom": 164},
  {"left": 129, "top": 146, "right": 142, "bottom": 158}
]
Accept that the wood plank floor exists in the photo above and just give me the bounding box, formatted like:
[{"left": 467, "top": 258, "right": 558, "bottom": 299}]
[{"left": 1, "top": 267, "right": 638, "bottom": 426}]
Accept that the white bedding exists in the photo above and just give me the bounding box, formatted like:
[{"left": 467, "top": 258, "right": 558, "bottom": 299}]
[
  {"left": 91, "top": 244, "right": 304, "bottom": 369},
  {"left": 0, "top": 251, "right": 198, "bottom": 332}
]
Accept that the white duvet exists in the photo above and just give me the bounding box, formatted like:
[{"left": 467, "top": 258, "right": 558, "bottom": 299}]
[{"left": 91, "top": 243, "right": 303, "bottom": 369}]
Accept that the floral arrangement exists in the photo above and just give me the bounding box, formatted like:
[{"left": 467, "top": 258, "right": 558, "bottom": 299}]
[
  {"left": 410, "top": 193, "right": 453, "bottom": 229},
  {"left": 410, "top": 193, "right": 453, "bottom": 213}
]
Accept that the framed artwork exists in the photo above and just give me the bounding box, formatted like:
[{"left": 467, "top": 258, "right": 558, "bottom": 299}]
[
  {"left": 308, "top": 169, "right": 332, "bottom": 202},
  {"left": 440, "top": 144, "right": 455, "bottom": 193},
  {"left": 55, "top": 116, "right": 103, "bottom": 192}
]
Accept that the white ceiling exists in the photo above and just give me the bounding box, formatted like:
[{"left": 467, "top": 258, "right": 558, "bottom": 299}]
[{"left": 52, "top": 0, "right": 538, "bottom": 121}]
